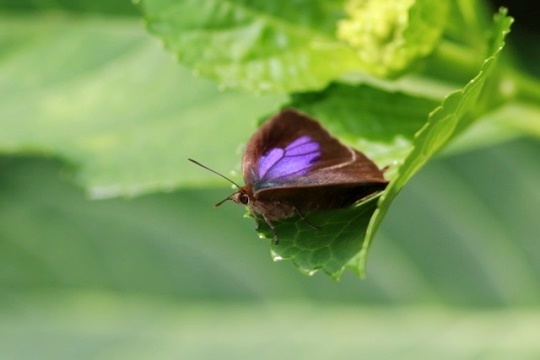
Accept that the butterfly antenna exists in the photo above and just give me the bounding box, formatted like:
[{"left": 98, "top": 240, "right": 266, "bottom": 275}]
[
  {"left": 214, "top": 193, "right": 237, "bottom": 208},
  {"left": 188, "top": 158, "right": 242, "bottom": 189}
]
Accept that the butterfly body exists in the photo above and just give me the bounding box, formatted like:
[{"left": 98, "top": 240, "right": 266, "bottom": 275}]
[
  {"left": 232, "top": 109, "right": 387, "bottom": 242},
  {"left": 236, "top": 185, "right": 297, "bottom": 221}
]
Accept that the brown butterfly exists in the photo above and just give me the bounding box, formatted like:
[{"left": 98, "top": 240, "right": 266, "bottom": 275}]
[{"left": 189, "top": 109, "right": 388, "bottom": 243}]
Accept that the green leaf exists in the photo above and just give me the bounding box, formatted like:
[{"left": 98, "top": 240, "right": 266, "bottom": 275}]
[
  {"left": 137, "top": 0, "right": 370, "bottom": 93},
  {"left": 0, "top": 14, "right": 284, "bottom": 198},
  {"left": 262, "top": 196, "right": 380, "bottom": 278},
  {"left": 359, "top": 9, "right": 513, "bottom": 272}
]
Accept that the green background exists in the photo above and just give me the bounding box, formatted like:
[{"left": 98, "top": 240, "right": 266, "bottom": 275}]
[{"left": 2, "top": 140, "right": 540, "bottom": 358}]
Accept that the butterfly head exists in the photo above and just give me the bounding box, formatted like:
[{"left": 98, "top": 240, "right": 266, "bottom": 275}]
[
  {"left": 233, "top": 189, "right": 250, "bottom": 205},
  {"left": 214, "top": 186, "right": 253, "bottom": 208}
]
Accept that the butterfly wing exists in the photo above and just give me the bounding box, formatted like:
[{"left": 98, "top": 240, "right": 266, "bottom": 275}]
[{"left": 242, "top": 109, "right": 387, "bottom": 211}]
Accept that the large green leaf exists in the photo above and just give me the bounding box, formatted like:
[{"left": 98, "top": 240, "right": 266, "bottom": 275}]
[
  {"left": 0, "top": 14, "right": 284, "bottom": 198},
  {"left": 137, "top": 0, "right": 359, "bottom": 93},
  {"left": 137, "top": 0, "right": 451, "bottom": 92}
]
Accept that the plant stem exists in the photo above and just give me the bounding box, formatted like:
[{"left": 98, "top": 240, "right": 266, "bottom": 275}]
[
  {"left": 506, "top": 68, "right": 540, "bottom": 105},
  {"left": 490, "top": 66, "right": 540, "bottom": 137},
  {"left": 425, "top": 40, "right": 485, "bottom": 86}
]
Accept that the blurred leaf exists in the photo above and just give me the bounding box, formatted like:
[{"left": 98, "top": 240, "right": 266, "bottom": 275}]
[
  {"left": 0, "top": 156, "right": 293, "bottom": 299},
  {"left": 1, "top": 294, "right": 540, "bottom": 360},
  {"left": 444, "top": 101, "right": 540, "bottom": 154},
  {"left": 0, "top": 14, "right": 284, "bottom": 198},
  {"left": 0, "top": 0, "right": 138, "bottom": 16}
]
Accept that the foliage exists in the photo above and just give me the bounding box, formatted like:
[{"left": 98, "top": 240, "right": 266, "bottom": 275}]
[{"left": 1, "top": 1, "right": 539, "bottom": 277}]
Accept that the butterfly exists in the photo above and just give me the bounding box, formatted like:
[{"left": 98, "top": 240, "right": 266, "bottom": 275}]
[{"left": 189, "top": 109, "right": 388, "bottom": 244}]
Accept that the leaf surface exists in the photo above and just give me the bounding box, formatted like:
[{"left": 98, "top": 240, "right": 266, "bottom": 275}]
[{"left": 0, "top": 14, "right": 284, "bottom": 198}]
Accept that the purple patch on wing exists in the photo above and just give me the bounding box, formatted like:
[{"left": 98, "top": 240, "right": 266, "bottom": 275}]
[
  {"left": 256, "top": 136, "right": 320, "bottom": 187},
  {"left": 285, "top": 136, "right": 320, "bottom": 156},
  {"left": 258, "top": 148, "right": 284, "bottom": 178}
]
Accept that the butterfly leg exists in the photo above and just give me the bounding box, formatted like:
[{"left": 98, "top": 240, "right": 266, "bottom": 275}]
[
  {"left": 261, "top": 215, "right": 280, "bottom": 245},
  {"left": 248, "top": 207, "right": 260, "bottom": 230},
  {"left": 294, "top": 208, "right": 319, "bottom": 231},
  {"left": 250, "top": 207, "right": 279, "bottom": 244}
]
